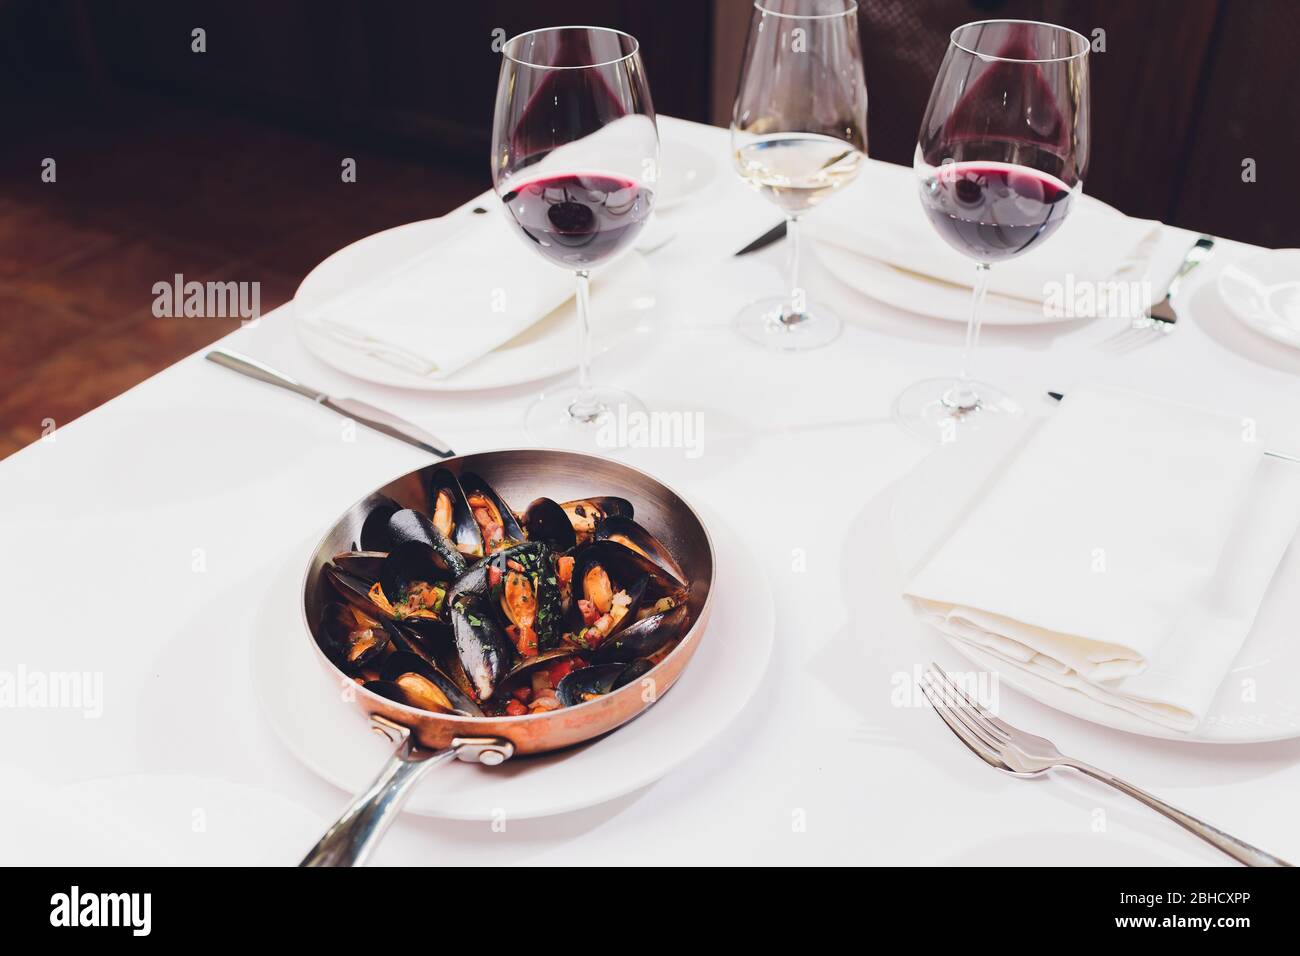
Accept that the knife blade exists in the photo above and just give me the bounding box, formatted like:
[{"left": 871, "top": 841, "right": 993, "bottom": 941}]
[
  {"left": 205, "top": 349, "right": 455, "bottom": 458},
  {"left": 734, "top": 221, "right": 787, "bottom": 256}
]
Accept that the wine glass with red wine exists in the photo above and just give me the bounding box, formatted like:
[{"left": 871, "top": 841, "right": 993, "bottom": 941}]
[
  {"left": 492, "top": 26, "right": 659, "bottom": 448},
  {"left": 894, "top": 19, "right": 1090, "bottom": 441}
]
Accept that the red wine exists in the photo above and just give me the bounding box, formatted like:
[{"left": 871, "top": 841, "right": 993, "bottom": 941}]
[
  {"left": 501, "top": 172, "right": 653, "bottom": 269},
  {"left": 919, "top": 161, "right": 1074, "bottom": 262}
]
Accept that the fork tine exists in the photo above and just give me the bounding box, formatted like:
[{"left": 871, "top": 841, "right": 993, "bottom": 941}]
[
  {"left": 927, "top": 662, "right": 1015, "bottom": 740},
  {"left": 918, "top": 674, "right": 1006, "bottom": 768},
  {"left": 921, "top": 669, "right": 1004, "bottom": 751}
]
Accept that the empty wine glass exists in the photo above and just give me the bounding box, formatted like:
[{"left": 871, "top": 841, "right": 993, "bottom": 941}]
[
  {"left": 895, "top": 19, "right": 1090, "bottom": 441},
  {"left": 731, "top": 0, "right": 868, "bottom": 350},
  {"left": 491, "top": 27, "right": 659, "bottom": 448}
]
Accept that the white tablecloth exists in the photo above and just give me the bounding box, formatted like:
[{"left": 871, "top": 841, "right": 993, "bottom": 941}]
[{"left": 4, "top": 117, "right": 1300, "bottom": 866}]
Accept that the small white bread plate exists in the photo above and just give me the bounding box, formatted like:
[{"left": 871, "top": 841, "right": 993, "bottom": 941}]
[{"left": 1217, "top": 249, "right": 1300, "bottom": 350}]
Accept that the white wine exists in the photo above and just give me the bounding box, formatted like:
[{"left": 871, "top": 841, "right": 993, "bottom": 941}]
[{"left": 734, "top": 132, "right": 864, "bottom": 214}]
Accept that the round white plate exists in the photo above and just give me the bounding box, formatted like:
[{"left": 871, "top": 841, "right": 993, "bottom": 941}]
[
  {"left": 891, "top": 436, "right": 1300, "bottom": 743},
  {"left": 253, "top": 513, "right": 774, "bottom": 819},
  {"left": 814, "top": 195, "right": 1130, "bottom": 325},
  {"left": 294, "top": 215, "right": 657, "bottom": 392},
  {"left": 1217, "top": 249, "right": 1300, "bottom": 350},
  {"left": 656, "top": 140, "right": 718, "bottom": 211}
]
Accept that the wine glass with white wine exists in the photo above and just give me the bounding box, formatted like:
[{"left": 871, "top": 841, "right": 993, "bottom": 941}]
[{"left": 731, "top": 0, "right": 868, "bottom": 350}]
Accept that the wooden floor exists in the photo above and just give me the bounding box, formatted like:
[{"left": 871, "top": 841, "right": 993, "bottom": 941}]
[{"left": 0, "top": 99, "right": 485, "bottom": 459}]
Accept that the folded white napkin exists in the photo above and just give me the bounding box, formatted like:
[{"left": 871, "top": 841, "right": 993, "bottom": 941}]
[
  {"left": 902, "top": 386, "right": 1300, "bottom": 732},
  {"left": 803, "top": 159, "right": 1160, "bottom": 303},
  {"left": 300, "top": 208, "right": 575, "bottom": 379}
]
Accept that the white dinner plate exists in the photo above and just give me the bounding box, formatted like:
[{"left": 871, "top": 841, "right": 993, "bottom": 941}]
[
  {"left": 253, "top": 513, "right": 775, "bottom": 820},
  {"left": 814, "top": 195, "right": 1141, "bottom": 325},
  {"left": 655, "top": 140, "right": 718, "bottom": 210},
  {"left": 293, "top": 214, "right": 657, "bottom": 392},
  {"left": 890, "top": 435, "right": 1300, "bottom": 743},
  {"left": 1217, "top": 249, "right": 1300, "bottom": 350}
]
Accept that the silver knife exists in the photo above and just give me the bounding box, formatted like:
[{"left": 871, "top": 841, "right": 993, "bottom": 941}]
[
  {"left": 205, "top": 349, "right": 455, "bottom": 458},
  {"left": 734, "top": 221, "right": 787, "bottom": 256}
]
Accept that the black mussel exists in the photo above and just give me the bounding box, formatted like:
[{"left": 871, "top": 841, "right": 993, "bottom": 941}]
[
  {"left": 579, "top": 539, "right": 688, "bottom": 605},
  {"left": 496, "top": 647, "right": 579, "bottom": 697},
  {"left": 589, "top": 602, "right": 689, "bottom": 664},
  {"left": 324, "top": 564, "right": 392, "bottom": 621},
  {"left": 358, "top": 495, "right": 404, "bottom": 552},
  {"left": 460, "top": 472, "right": 525, "bottom": 551},
  {"left": 614, "top": 658, "right": 655, "bottom": 690},
  {"left": 492, "top": 541, "right": 562, "bottom": 653},
  {"left": 560, "top": 496, "right": 633, "bottom": 538},
  {"left": 569, "top": 543, "right": 650, "bottom": 639},
  {"left": 523, "top": 497, "right": 577, "bottom": 552},
  {"left": 379, "top": 652, "right": 482, "bottom": 716},
  {"left": 428, "top": 468, "right": 485, "bottom": 559},
  {"left": 387, "top": 618, "right": 453, "bottom": 665},
  {"left": 555, "top": 663, "right": 632, "bottom": 707},
  {"left": 331, "top": 550, "right": 387, "bottom": 583},
  {"left": 373, "top": 541, "right": 451, "bottom": 622},
  {"left": 387, "top": 509, "right": 468, "bottom": 579},
  {"left": 320, "top": 601, "right": 391, "bottom": 670},
  {"left": 449, "top": 593, "right": 512, "bottom": 701},
  {"left": 594, "top": 516, "right": 687, "bottom": 586},
  {"left": 362, "top": 680, "right": 407, "bottom": 704}
]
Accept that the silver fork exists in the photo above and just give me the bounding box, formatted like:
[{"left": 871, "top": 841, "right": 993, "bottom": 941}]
[
  {"left": 1100, "top": 235, "right": 1215, "bottom": 352},
  {"left": 918, "top": 662, "right": 1291, "bottom": 867}
]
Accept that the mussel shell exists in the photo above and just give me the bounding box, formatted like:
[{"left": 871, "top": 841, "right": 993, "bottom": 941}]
[
  {"left": 561, "top": 496, "right": 633, "bottom": 536},
  {"left": 319, "top": 601, "right": 391, "bottom": 670},
  {"left": 589, "top": 602, "right": 689, "bottom": 665},
  {"left": 594, "top": 516, "right": 687, "bottom": 587},
  {"left": 331, "top": 550, "right": 387, "bottom": 583},
  {"left": 523, "top": 497, "right": 577, "bottom": 552},
  {"left": 379, "top": 651, "right": 482, "bottom": 716},
  {"left": 387, "top": 509, "right": 468, "bottom": 579},
  {"left": 496, "top": 647, "right": 580, "bottom": 697},
  {"left": 359, "top": 496, "right": 403, "bottom": 551},
  {"left": 428, "top": 468, "right": 484, "bottom": 559},
  {"left": 452, "top": 541, "right": 562, "bottom": 651},
  {"left": 324, "top": 564, "right": 393, "bottom": 621},
  {"left": 569, "top": 543, "right": 651, "bottom": 636},
  {"left": 378, "top": 541, "right": 453, "bottom": 616},
  {"left": 448, "top": 593, "right": 513, "bottom": 702},
  {"left": 460, "top": 472, "right": 525, "bottom": 546},
  {"left": 584, "top": 539, "right": 688, "bottom": 604},
  {"left": 555, "top": 663, "right": 629, "bottom": 707}
]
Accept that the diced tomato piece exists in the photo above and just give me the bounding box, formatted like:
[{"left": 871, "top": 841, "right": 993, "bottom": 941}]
[
  {"left": 547, "top": 659, "right": 579, "bottom": 684},
  {"left": 578, "top": 599, "right": 600, "bottom": 626},
  {"left": 557, "top": 555, "right": 574, "bottom": 584},
  {"left": 488, "top": 565, "right": 503, "bottom": 587},
  {"left": 511, "top": 686, "right": 532, "bottom": 702},
  {"left": 507, "top": 559, "right": 525, "bottom": 573},
  {"left": 505, "top": 700, "right": 527, "bottom": 716}
]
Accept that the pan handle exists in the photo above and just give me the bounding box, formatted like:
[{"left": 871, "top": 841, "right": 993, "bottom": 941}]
[{"left": 300, "top": 716, "right": 514, "bottom": 867}]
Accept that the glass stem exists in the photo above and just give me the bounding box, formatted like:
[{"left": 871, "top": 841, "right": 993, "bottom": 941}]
[
  {"left": 780, "top": 214, "right": 806, "bottom": 326},
  {"left": 568, "top": 269, "right": 601, "bottom": 423},
  {"left": 944, "top": 262, "right": 991, "bottom": 411}
]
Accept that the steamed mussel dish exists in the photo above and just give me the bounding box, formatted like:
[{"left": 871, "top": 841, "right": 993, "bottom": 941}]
[{"left": 319, "top": 469, "right": 692, "bottom": 717}]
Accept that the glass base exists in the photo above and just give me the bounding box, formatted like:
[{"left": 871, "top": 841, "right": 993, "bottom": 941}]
[
  {"left": 524, "top": 384, "right": 647, "bottom": 453},
  {"left": 733, "top": 296, "right": 843, "bottom": 351},
  {"left": 892, "top": 377, "right": 1022, "bottom": 442}
]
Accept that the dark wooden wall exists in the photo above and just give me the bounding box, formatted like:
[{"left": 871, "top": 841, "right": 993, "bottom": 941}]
[{"left": 4, "top": 0, "right": 1296, "bottom": 247}]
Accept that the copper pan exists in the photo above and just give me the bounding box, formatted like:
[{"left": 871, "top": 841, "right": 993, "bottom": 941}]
[{"left": 299, "top": 449, "right": 715, "bottom": 866}]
